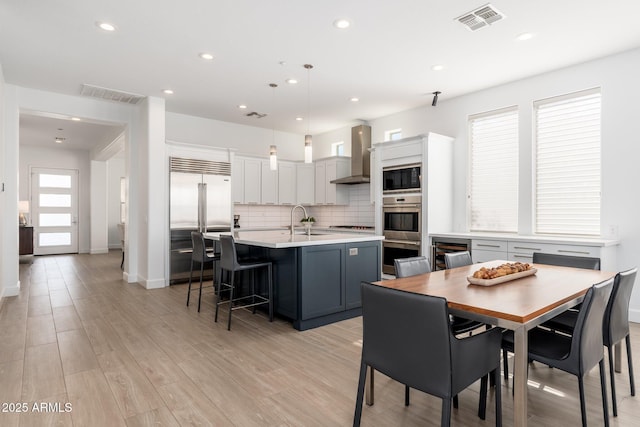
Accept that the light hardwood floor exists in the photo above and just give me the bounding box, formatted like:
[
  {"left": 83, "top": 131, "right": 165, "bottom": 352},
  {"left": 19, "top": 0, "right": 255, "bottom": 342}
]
[{"left": 1, "top": 251, "right": 639, "bottom": 426}]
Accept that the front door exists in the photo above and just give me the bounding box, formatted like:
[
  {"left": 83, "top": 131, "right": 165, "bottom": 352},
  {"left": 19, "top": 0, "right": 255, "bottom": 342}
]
[{"left": 31, "top": 168, "right": 79, "bottom": 255}]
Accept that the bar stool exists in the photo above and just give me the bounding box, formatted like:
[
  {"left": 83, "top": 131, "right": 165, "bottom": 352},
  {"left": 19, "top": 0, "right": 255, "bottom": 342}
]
[
  {"left": 187, "top": 231, "right": 220, "bottom": 312},
  {"left": 215, "top": 235, "right": 273, "bottom": 330}
]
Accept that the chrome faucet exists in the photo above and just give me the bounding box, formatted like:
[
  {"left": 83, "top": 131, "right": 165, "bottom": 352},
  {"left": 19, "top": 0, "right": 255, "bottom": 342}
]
[{"left": 290, "top": 204, "right": 309, "bottom": 235}]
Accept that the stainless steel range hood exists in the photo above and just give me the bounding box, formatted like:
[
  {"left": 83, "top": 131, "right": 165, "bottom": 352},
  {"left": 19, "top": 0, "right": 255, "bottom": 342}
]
[{"left": 331, "top": 124, "right": 371, "bottom": 184}]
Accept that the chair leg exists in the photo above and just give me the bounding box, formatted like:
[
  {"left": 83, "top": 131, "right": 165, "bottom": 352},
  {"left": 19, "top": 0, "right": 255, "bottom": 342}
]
[
  {"left": 120, "top": 251, "right": 124, "bottom": 269},
  {"left": 479, "top": 374, "right": 488, "bottom": 420},
  {"left": 197, "top": 261, "right": 204, "bottom": 312},
  {"left": 494, "top": 368, "right": 502, "bottom": 427},
  {"left": 578, "top": 376, "right": 587, "bottom": 427},
  {"left": 441, "top": 397, "right": 452, "bottom": 427},
  {"left": 227, "top": 271, "right": 235, "bottom": 331},
  {"left": 186, "top": 258, "right": 194, "bottom": 307},
  {"left": 214, "top": 269, "right": 223, "bottom": 322},
  {"left": 502, "top": 349, "right": 509, "bottom": 381},
  {"left": 627, "top": 335, "right": 635, "bottom": 396},
  {"left": 607, "top": 344, "right": 618, "bottom": 416},
  {"left": 405, "top": 386, "right": 410, "bottom": 406},
  {"left": 353, "top": 361, "right": 367, "bottom": 427},
  {"left": 251, "top": 269, "right": 257, "bottom": 314},
  {"left": 268, "top": 264, "right": 273, "bottom": 322},
  {"left": 452, "top": 394, "right": 458, "bottom": 409},
  {"left": 599, "top": 359, "right": 610, "bottom": 427}
]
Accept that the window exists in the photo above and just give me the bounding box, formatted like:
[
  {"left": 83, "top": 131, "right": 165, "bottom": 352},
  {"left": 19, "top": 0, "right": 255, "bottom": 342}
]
[
  {"left": 534, "top": 88, "right": 601, "bottom": 236},
  {"left": 385, "top": 129, "right": 402, "bottom": 141},
  {"left": 331, "top": 141, "right": 344, "bottom": 156},
  {"left": 469, "top": 107, "right": 519, "bottom": 232}
]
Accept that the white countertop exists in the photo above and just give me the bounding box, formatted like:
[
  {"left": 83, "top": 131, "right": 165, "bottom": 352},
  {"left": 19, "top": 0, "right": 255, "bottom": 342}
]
[
  {"left": 429, "top": 231, "right": 619, "bottom": 247},
  {"left": 204, "top": 229, "right": 384, "bottom": 249}
]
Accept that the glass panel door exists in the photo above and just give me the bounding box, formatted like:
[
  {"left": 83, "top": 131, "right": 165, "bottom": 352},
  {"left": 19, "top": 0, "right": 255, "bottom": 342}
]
[{"left": 31, "top": 168, "right": 79, "bottom": 255}]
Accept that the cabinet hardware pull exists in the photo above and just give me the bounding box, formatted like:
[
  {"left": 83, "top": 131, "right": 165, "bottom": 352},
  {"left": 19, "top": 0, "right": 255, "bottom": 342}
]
[
  {"left": 558, "top": 249, "right": 590, "bottom": 255},
  {"left": 512, "top": 255, "right": 531, "bottom": 259},
  {"left": 477, "top": 244, "right": 500, "bottom": 248},
  {"left": 513, "top": 246, "right": 541, "bottom": 251}
]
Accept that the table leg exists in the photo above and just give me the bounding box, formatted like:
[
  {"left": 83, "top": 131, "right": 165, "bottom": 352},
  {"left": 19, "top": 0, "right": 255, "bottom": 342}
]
[
  {"left": 365, "top": 366, "right": 374, "bottom": 406},
  {"left": 615, "top": 341, "right": 622, "bottom": 373},
  {"left": 513, "top": 326, "right": 528, "bottom": 427}
]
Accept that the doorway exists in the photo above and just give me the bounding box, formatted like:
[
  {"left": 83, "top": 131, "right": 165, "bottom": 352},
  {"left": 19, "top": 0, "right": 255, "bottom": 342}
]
[{"left": 30, "top": 168, "right": 79, "bottom": 255}]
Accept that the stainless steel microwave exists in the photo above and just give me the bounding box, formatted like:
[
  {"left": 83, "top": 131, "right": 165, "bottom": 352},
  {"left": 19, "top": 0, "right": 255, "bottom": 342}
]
[{"left": 382, "top": 163, "right": 421, "bottom": 194}]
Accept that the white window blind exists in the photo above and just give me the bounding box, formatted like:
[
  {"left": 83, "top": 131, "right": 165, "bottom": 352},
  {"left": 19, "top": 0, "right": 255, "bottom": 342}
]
[
  {"left": 469, "top": 107, "right": 519, "bottom": 232},
  {"left": 535, "top": 89, "right": 601, "bottom": 236}
]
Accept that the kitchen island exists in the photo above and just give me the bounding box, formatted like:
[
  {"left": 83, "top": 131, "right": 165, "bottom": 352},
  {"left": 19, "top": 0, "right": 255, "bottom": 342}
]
[{"left": 205, "top": 230, "right": 383, "bottom": 330}]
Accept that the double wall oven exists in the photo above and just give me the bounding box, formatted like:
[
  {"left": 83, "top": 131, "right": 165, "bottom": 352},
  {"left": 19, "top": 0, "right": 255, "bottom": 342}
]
[{"left": 382, "top": 194, "right": 422, "bottom": 274}]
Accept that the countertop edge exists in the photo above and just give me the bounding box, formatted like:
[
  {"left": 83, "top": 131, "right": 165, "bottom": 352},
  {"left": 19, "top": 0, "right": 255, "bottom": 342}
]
[{"left": 429, "top": 232, "right": 620, "bottom": 247}]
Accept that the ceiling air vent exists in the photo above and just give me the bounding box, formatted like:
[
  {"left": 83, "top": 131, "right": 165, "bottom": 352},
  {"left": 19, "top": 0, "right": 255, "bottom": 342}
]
[
  {"left": 456, "top": 3, "right": 505, "bottom": 31},
  {"left": 245, "top": 112, "right": 267, "bottom": 119},
  {"left": 80, "top": 84, "right": 146, "bottom": 105}
]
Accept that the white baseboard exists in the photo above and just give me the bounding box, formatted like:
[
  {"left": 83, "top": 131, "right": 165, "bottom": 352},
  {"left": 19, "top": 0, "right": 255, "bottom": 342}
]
[
  {"left": 90, "top": 248, "right": 109, "bottom": 255},
  {"left": 629, "top": 308, "right": 640, "bottom": 324},
  {"left": 143, "top": 278, "right": 167, "bottom": 289},
  {"left": 1, "top": 280, "right": 21, "bottom": 298}
]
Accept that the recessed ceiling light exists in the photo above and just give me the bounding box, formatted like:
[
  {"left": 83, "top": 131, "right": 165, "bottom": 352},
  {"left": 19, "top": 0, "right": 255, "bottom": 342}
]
[
  {"left": 286, "top": 78, "right": 298, "bottom": 85},
  {"left": 71, "top": 117, "right": 81, "bottom": 121},
  {"left": 295, "top": 117, "right": 303, "bottom": 121},
  {"left": 350, "top": 97, "right": 359, "bottom": 102},
  {"left": 199, "top": 52, "right": 214, "bottom": 60},
  {"left": 516, "top": 32, "right": 534, "bottom": 41},
  {"left": 238, "top": 104, "right": 247, "bottom": 109},
  {"left": 431, "top": 64, "right": 445, "bottom": 71},
  {"left": 54, "top": 137, "right": 66, "bottom": 144},
  {"left": 163, "top": 89, "right": 174, "bottom": 95},
  {"left": 333, "top": 18, "right": 351, "bottom": 29},
  {"left": 96, "top": 21, "right": 116, "bottom": 32}
]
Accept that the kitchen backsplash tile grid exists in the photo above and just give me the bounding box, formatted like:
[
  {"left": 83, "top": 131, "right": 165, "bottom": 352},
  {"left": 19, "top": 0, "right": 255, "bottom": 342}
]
[{"left": 233, "top": 184, "right": 374, "bottom": 228}]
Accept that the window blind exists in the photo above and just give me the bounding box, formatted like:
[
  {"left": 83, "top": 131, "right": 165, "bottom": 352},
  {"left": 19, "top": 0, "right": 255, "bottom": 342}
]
[
  {"left": 469, "top": 107, "right": 519, "bottom": 232},
  {"left": 534, "top": 89, "right": 601, "bottom": 236}
]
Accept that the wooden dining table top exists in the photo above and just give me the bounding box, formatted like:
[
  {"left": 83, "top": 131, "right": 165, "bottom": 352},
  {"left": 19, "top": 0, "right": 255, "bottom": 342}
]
[{"left": 373, "top": 260, "right": 615, "bottom": 324}]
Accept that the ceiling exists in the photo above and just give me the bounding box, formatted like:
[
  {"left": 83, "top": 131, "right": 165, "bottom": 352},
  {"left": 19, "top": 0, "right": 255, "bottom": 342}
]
[{"left": 2, "top": 0, "right": 640, "bottom": 151}]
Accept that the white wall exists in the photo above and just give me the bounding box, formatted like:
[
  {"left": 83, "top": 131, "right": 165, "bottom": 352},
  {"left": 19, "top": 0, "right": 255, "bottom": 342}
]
[
  {"left": 166, "top": 112, "right": 306, "bottom": 160},
  {"left": 107, "top": 157, "right": 125, "bottom": 248},
  {"left": 19, "top": 146, "right": 91, "bottom": 253},
  {"left": 0, "top": 63, "right": 7, "bottom": 298}
]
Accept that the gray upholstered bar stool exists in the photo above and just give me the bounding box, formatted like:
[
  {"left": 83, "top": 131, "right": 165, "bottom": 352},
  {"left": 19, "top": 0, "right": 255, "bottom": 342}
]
[
  {"left": 215, "top": 235, "right": 273, "bottom": 330},
  {"left": 187, "top": 231, "right": 221, "bottom": 312}
]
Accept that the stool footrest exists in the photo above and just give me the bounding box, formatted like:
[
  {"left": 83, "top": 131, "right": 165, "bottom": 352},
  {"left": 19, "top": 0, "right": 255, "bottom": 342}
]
[{"left": 219, "top": 294, "right": 269, "bottom": 311}]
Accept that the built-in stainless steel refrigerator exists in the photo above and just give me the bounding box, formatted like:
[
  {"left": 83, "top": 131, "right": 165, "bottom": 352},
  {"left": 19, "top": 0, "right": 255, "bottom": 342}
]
[{"left": 169, "top": 157, "right": 231, "bottom": 284}]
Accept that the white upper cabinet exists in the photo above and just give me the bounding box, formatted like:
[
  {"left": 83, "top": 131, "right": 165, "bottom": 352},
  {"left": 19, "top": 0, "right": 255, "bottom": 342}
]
[
  {"left": 296, "top": 163, "right": 315, "bottom": 205},
  {"left": 232, "top": 157, "right": 244, "bottom": 204},
  {"left": 278, "top": 161, "right": 296, "bottom": 205},
  {"left": 261, "top": 160, "right": 278, "bottom": 205},
  {"left": 243, "top": 158, "right": 262, "bottom": 204},
  {"left": 315, "top": 157, "right": 350, "bottom": 205}
]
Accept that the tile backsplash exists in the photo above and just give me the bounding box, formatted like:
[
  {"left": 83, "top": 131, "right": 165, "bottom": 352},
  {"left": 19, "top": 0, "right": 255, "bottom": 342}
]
[{"left": 233, "top": 184, "right": 374, "bottom": 228}]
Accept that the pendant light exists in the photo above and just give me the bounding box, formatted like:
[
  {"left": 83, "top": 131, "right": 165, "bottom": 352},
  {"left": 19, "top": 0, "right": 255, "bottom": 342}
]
[
  {"left": 269, "top": 83, "right": 278, "bottom": 171},
  {"left": 304, "top": 64, "right": 313, "bottom": 163}
]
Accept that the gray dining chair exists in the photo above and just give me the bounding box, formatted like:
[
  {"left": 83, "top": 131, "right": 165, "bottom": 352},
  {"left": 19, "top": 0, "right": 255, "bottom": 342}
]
[
  {"left": 502, "top": 277, "right": 614, "bottom": 427},
  {"left": 533, "top": 268, "right": 637, "bottom": 417},
  {"left": 444, "top": 250, "right": 473, "bottom": 269},
  {"left": 532, "top": 252, "right": 600, "bottom": 270},
  {"left": 354, "top": 281, "right": 502, "bottom": 427}
]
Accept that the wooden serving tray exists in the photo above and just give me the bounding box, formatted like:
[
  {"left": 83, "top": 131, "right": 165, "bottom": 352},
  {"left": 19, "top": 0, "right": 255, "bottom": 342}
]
[{"left": 467, "top": 268, "right": 537, "bottom": 286}]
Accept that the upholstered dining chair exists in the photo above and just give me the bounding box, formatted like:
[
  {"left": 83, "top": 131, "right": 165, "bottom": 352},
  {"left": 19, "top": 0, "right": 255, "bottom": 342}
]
[
  {"left": 444, "top": 250, "right": 473, "bottom": 269},
  {"left": 502, "top": 277, "right": 614, "bottom": 427},
  {"left": 530, "top": 268, "right": 636, "bottom": 417},
  {"left": 187, "top": 231, "right": 220, "bottom": 312},
  {"left": 354, "top": 281, "right": 502, "bottom": 427},
  {"left": 535, "top": 252, "right": 601, "bottom": 334}
]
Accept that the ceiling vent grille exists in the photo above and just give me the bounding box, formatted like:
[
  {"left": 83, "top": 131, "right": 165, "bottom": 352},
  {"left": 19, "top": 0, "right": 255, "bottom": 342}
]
[
  {"left": 80, "top": 84, "right": 146, "bottom": 105},
  {"left": 456, "top": 3, "right": 505, "bottom": 31},
  {"left": 245, "top": 111, "right": 267, "bottom": 119}
]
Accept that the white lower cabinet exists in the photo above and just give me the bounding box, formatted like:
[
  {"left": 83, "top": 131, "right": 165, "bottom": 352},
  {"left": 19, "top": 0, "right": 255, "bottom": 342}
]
[{"left": 470, "top": 237, "right": 616, "bottom": 270}]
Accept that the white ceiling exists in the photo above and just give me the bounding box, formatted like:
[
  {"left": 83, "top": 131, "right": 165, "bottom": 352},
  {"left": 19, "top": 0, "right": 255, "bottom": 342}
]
[{"left": 2, "top": 0, "right": 640, "bottom": 150}]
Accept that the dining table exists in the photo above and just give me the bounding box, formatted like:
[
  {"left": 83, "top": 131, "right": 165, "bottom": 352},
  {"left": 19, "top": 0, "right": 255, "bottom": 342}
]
[{"left": 368, "top": 260, "right": 615, "bottom": 427}]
